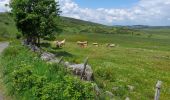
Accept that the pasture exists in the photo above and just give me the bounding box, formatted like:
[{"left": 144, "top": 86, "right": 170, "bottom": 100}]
[
  {"left": 42, "top": 31, "right": 170, "bottom": 99},
  {"left": 0, "top": 13, "right": 18, "bottom": 41},
  {"left": 0, "top": 13, "right": 170, "bottom": 99}
]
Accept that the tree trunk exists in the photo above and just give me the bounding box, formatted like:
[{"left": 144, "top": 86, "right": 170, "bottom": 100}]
[
  {"left": 37, "top": 36, "right": 40, "bottom": 47},
  {"left": 26, "top": 36, "right": 32, "bottom": 45},
  {"left": 32, "top": 36, "right": 37, "bottom": 45}
]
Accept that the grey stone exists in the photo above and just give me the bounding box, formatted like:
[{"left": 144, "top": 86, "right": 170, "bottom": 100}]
[
  {"left": 94, "top": 84, "right": 100, "bottom": 96},
  {"left": 127, "top": 85, "right": 134, "bottom": 92},
  {"left": 125, "top": 97, "right": 130, "bottom": 100},
  {"left": 48, "top": 58, "right": 60, "bottom": 64},
  {"left": 41, "top": 52, "right": 55, "bottom": 61},
  {"left": 112, "top": 87, "right": 119, "bottom": 91},
  {"left": 105, "top": 91, "right": 114, "bottom": 99},
  {"left": 66, "top": 64, "right": 93, "bottom": 81}
]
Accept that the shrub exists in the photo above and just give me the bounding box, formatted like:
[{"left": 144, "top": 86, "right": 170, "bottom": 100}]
[
  {"left": 12, "top": 64, "right": 35, "bottom": 92},
  {"left": 16, "top": 33, "right": 22, "bottom": 39},
  {"left": 1, "top": 42, "right": 95, "bottom": 100}
]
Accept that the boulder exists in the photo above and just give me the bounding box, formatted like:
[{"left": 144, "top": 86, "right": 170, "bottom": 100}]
[
  {"left": 112, "top": 87, "right": 119, "bottom": 91},
  {"left": 105, "top": 91, "right": 114, "bottom": 99},
  {"left": 127, "top": 85, "right": 134, "bottom": 92},
  {"left": 48, "top": 58, "right": 60, "bottom": 64},
  {"left": 41, "top": 52, "right": 55, "bottom": 61},
  {"left": 125, "top": 97, "right": 130, "bottom": 100},
  {"left": 30, "top": 45, "right": 41, "bottom": 52},
  {"left": 65, "top": 63, "right": 93, "bottom": 81},
  {"left": 94, "top": 84, "right": 100, "bottom": 96}
]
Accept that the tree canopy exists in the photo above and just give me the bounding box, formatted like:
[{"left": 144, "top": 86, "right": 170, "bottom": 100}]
[{"left": 10, "top": 0, "right": 60, "bottom": 46}]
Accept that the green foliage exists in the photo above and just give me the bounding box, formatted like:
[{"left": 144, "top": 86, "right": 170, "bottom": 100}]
[
  {"left": 0, "top": 42, "right": 95, "bottom": 100},
  {"left": 16, "top": 33, "right": 22, "bottom": 39},
  {"left": 10, "top": 0, "right": 60, "bottom": 45},
  {"left": 12, "top": 64, "right": 35, "bottom": 92}
]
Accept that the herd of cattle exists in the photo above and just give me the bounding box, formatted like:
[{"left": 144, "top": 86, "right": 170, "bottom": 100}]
[{"left": 53, "top": 39, "right": 117, "bottom": 48}]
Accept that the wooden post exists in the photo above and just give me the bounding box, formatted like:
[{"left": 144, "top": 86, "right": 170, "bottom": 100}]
[
  {"left": 80, "top": 57, "right": 88, "bottom": 80},
  {"left": 154, "top": 80, "right": 162, "bottom": 100},
  {"left": 58, "top": 56, "right": 64, "bottom": 64}
]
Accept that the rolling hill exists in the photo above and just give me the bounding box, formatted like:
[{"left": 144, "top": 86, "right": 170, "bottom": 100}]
[{"left": 0, "top": 12, "right": 140, "bottom": 41}]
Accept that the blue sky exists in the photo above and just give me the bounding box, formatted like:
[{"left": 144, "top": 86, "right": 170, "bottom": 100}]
[
  {"left": 73, "top": 0, "right": 139, "bottom": 9},
  {"left": 1, "top": 0, "right": 170, "bottom": 26},
  {"left": 59, "top": 0, "right": 170, "bottom": 26}
]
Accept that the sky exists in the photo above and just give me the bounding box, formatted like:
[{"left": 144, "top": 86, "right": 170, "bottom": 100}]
[
  {"left": 73, "top": 0, "right": 139, "bottom": 9},
  {"left": 0, "top": 0, "right": 170, "bottom": 26}
]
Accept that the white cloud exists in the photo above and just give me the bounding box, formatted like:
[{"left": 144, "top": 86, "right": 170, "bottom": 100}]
[
  {"left": 1, "top": 0, "right": 170, "bottom": 25},
  {"left": 0, "top": 0, "right": 10, "bottom": 12},
  {"left": 59, "top": 0, "right": 170, "bottom": 25}
]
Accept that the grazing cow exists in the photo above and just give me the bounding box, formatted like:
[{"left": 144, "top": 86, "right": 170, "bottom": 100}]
[
  {"left": 56, "top": 39, "right": 65, "bottom": 48},
  {"left": 77, "top": 41, "right": 88, "bottom": 48},
  {"left": 93, "top": 43, "right": 99, "bottom": 47},
  {"left": 107, "top": 43, "right": 116, "bottom": 47}
]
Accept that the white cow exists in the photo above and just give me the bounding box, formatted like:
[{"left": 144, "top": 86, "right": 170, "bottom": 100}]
[{"left": 56, "top": 39, "right": 65, "bottom": 48}]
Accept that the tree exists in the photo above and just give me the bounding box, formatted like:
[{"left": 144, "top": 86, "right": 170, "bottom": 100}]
[{"left": 10, "top": 0, "right": 60, "bottom": 46}]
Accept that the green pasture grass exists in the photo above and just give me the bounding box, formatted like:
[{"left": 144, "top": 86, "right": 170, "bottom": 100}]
[
  {"left": 54, "top": 33, "right": 170, "bottom": 51},
  {"left": 140, "top": 28, "right": 170, "bottom": 39},
  {"left": 43, "top": 33, "right": 170, "bottom": 100},
  {"left": 0, "top": 13, "right": 19, "bottom": 41}
]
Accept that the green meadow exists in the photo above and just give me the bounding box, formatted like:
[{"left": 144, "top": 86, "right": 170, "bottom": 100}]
[
  {"left": 0, "top": 13, "right": 170, "bottom": 99},
  {"left": 43, "top": 31, "right": 170, "bottom": 99},
  {"left": 0, "top": 13, "right": 18, "bottom": 41}
]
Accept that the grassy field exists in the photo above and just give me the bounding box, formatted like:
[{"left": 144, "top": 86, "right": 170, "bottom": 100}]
[
  {"left": 0, "top": 12, "right": 170, "bottom": 99},
  {"left": 0, "top": 13, "right": 19, "bottom": 41},
  {"left": 41, "top": 31, "right": 170, "bottom": 100}
]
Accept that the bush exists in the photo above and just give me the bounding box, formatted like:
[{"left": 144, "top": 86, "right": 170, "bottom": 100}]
[
  {"left": 0, "top": 42, "right": 95, "bottom": 100},
  {"left": 16, "top": 33, "right": 22, "bottom": 39},
  {"left": 12, "top": 64, "right": 35, "bottom": 92}
]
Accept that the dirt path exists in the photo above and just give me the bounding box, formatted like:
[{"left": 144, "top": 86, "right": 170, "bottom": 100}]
[
  {"left": 0, "top": 42, "right": 9, "bottom": 100},
  {"left": 0, "top": 42, "right": 9, "bottom": 54}
]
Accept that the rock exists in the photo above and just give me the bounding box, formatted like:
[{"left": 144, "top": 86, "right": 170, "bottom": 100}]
[
  {"left": 93, "top": 84, "right": 100, "bottom": 96},
  {"left": 112, "top": 87, "right": 119, "bottom": 91},
  {"left": 125, "top": 97, "right": 130, "bottom": 100},
  {"left": 22, "top": 40, "right": 41, "bottom": 53},
  {"left": 41, "top": 52, "right": 55, "bottom": 61},
  {"left": 64, "top": 61, "right": 70, "bottom": 66},
  {"left": 48, "top": 58, "right": 60, "bottom": 64},
  {"left": 66, "top": 64, "right": 93, "bottom": 81},
  {"left": 30, "top": 45, "right": 41, "bottom": 52},
  {"left": 105, "top": 91, "right": 114, "bottom": 99},
  {"left": 22, "top": 40, "right": 27, "bottom": 46},
  {"left": 127, "top": 85, "right": 134, "bottom": 92}
]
